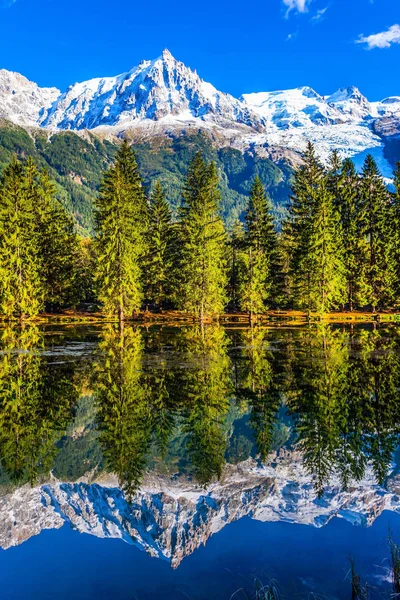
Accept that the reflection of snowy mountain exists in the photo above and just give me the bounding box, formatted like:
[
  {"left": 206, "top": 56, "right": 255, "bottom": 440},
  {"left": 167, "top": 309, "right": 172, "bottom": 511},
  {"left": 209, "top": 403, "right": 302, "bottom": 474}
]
[
  {"left": 0, "top": 51, "right": 399, "bottom": 175},
  {"left": 2, "top": 449, "right": 399, "bottom": 568}
]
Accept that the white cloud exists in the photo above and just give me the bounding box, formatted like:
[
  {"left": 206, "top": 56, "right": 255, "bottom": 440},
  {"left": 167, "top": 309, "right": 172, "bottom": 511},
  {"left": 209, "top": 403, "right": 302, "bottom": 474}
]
[
  {"left": 0, "top": 0, "right": 16, "bottom": 6},
  {"left": 357, "top": 24, "right": 400, "bottom": 49},
  {"left": 285, "top": 31, "right": 299, "bottom": 41},
  {"left": 283, "top": 0, "right": 312, "bottom": 17},
  {"left": 312, "top": 6, "right": 328, "bottom": 21}
]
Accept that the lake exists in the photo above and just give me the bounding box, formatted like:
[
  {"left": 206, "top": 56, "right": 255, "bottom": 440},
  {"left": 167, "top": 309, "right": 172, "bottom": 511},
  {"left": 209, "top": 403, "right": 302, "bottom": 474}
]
[{"left": 0, "top": 322, "right": 399, "bottom": 599}]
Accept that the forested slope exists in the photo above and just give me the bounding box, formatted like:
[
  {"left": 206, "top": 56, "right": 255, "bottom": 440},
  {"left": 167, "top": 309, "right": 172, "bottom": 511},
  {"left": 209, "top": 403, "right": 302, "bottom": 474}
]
[{"left": 0, "top": 121, "right": 292, "bottom": 235}]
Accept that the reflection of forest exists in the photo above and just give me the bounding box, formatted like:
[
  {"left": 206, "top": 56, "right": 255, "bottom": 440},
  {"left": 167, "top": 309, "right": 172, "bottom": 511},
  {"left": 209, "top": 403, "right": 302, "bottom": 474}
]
[{"left": 0, "top": 324, "right": 399, "bottom": 498}]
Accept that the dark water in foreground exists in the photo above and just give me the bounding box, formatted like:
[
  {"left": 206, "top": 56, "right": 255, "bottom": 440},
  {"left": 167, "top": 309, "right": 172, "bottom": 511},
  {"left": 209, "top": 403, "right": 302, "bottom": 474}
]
[
  {"left": 1, "top": 512, "right": 399, "bottom": 600},
  {"left": 0, "top": 322, "right": 399, "bottom": 599}
]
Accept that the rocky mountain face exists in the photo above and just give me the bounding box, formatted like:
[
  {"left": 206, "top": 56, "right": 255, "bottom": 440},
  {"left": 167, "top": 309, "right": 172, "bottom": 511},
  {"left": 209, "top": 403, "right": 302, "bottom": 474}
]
[
  {"left": 0, "top": 50, "right": 399, "bottom": 175},
  {"left": 0, "top": 69, "right": 59, "bottom": 128},
  {"left": 1, "top": 449, "right": 399, "bottom": 568}
]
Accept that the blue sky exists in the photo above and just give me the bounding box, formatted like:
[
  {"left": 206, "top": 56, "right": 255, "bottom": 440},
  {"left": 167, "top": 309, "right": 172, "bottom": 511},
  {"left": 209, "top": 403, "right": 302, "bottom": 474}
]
[{"left": 0, "top": 0, "right": 399, "bottom": 100}]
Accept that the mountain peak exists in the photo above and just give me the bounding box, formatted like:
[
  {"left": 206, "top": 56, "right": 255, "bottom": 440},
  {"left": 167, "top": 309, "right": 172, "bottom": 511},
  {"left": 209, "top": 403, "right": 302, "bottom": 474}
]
[
  {"left": 328, "top": 86, "right": 367, "bottom": 104},
  {"left": 36, "top": 51, "right": 264, "bottom": 131},
  {"left": 161, "top": 48, "right": 173, "bottom": 60}
]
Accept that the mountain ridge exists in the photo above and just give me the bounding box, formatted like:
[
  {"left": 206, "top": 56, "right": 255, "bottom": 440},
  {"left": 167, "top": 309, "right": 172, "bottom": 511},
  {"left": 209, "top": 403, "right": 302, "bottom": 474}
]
[
  {"left": 0, "top": 49, "right": 399, "bottom": 139},
  {"left": 0, "top": 49, "right": 399, "bottom": 180}
]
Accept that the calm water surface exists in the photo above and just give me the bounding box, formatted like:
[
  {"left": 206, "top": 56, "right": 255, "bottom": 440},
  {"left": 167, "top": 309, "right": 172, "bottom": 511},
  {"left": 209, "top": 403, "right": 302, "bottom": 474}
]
[{"left": 0, "top": 323, "right": 399, "bottom": 599}]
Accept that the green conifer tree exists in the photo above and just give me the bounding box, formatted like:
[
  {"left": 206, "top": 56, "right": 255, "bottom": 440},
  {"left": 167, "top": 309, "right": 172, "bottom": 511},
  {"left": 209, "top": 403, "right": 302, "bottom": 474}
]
[
  {"left": 238, "top": 176, "right": 278, "bottom": 318},
  {"left": 0, "top": 157, "right": 43, "bottom": 319},
  {"left": 178, "top": 153, "right": 227, "bottom": 320},
  {"left": 359, "top": 155, "right": 393, "bottom": 311},
  {"left": 287, "top": 144, "right": 346, "bottom": 313},
  {"left": 95, "top": 140, "right": 148, "bottom": 321},
  {"left": 327, "top": 149, "right": 343, "bottom": 210},
  {"left": 392, "top": 161, "right": 400, "bottom": 304},
  {"left": 337, "top": 159, "right": 370, "bottom": 310},
  {"left": 25, "top": 161, "right": 78, "bottom": 310},
  {"left": 145, "top": 181, "right": 174, "bottom": 309},
  {"left": 228, "top": 219, "right": 245, "bottom": 312}
]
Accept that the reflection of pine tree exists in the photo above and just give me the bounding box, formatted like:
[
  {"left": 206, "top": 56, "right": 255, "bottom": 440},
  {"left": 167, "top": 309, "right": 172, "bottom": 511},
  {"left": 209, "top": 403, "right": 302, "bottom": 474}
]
[
  {"left": 288, "top": 326, "right": 349, "bottom": 497},
  {"left": 353, "top": 329, "right": 400, "bottom": 485},
  {"left": 143, "top": 328, "right": 177, "bottom": 458},
  {"left": 239, "top": 327, "right": 280, "bottom": 462},
  {"left": 96, "top": 325, "right": 152, "bottom": 498},
  {"left": 285, "top": 325, "right": 400, "bottom": 496},
  {"left": 179, "top": 325, "right": 231, "bottom": 485},
  {"left": 0, "top": 326, "right": 77, "bottom": 485}
]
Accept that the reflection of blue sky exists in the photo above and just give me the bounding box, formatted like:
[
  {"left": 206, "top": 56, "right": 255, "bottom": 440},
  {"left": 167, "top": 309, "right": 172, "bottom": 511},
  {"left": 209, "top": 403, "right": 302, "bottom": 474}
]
[{"left": 0, "top": 512, "right": 399, "bottom": 599}]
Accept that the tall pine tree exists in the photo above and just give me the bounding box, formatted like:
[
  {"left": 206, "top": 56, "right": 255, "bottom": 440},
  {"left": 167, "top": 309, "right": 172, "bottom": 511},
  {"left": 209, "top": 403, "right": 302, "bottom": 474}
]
[
  {"left": 392, "top": 161, "right": 400, "bottom": 304},
  {"left": 145, "top": 181, "right": 174, "bottom": 309},
  {"left": 336, "top": 158, "right": 370, "bottom": 310},
  {"left": 178, "top": 153, "right": 227, "bottom": 320},
  {"left": 95, "top": 140, "right": 148, "bottom": 321},
  {"left": 287, "top": 143, "right": 346, "bottom": 313},
  {"left": 238, "top": 176, "right": 278, "bottom": 318},
  {"left": 24, "top": 159, "right": 78, "bottom": 310},
  {"left": 0, "top": 157, "right": 43, "bottom": 319},
  {"left": 359, "top": 155, "right": 393, "bottom": 311}
]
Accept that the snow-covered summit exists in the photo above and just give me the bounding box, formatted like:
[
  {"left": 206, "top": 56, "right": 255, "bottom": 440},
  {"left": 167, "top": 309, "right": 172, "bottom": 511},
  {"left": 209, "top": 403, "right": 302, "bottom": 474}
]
[
  {"left": 39, "top": 49, "right": 263, "bottom": 131},
  {"left": 242, "top": 86, "right": 342, "bottom": 129}
]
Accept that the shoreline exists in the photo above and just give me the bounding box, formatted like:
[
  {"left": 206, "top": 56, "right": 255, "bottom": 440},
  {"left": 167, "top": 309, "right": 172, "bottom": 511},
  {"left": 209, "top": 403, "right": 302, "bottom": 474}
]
[{"left": 1, "top": 310, "right": 399, "bottom": 325}]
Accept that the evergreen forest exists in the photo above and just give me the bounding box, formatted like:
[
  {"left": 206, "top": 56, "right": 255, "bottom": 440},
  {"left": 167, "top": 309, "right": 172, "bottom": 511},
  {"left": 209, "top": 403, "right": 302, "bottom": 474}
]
[{"left": 1, "top": 138, "right": 400, "bottom": 321}]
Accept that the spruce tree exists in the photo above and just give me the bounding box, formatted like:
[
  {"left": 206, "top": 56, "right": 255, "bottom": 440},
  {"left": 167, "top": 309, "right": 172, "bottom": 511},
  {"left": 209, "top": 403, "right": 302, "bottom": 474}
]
[
  {"left": 287, "top": 143, "right": 346, "bottom": 313},
  {"left": 284, "top": 142, "right": 326, "bottom": 309},
  {"left": 297, "top": 180, "right": 346, "bottom": 312},
  {"left": 337, "top": 159, "right": 370, "bottom": 310},
  {"left": 359, "top": 155, "right": 393, "bottom": 311},
  {"left": 0, "top": 157, "right": 43, "bottom": 319},
  {"left": 238, "top": 176, "right": 278, "bottom": 318},
  {"left": 25, "top": 161, "right": 78, "bottom": 310},
  {"left": 95, "top": 140, "right": 148, "bottom": 321},
  {"left": 228, "top": 219, "right": 245, "bottom": 312},
  {"left": 178, "top": 153, "right": 227, "bottom": 320},
  {"left": 145, "top": 181, "right": 173, "bottom": 309},
  {"left": 392, "top": 161, "right": 400, "bottom": 304},
  {"left": 327, "top": 149, "right": 343, "bottom": 213}
]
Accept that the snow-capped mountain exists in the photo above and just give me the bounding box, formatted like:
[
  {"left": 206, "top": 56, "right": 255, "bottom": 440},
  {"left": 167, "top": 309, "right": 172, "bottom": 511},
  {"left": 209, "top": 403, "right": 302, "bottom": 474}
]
[
  {"left": 0, "top": 69, "right": 60, "bottom": 128},
  {"left": 242, "top": 85, "right": 400, "bottom": 177},
  {"left": 0, "top": 50, "right": 399, "bottom": 175},
  {"left": 38, "top": 49, "right": 263, "bottom": 132}
]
